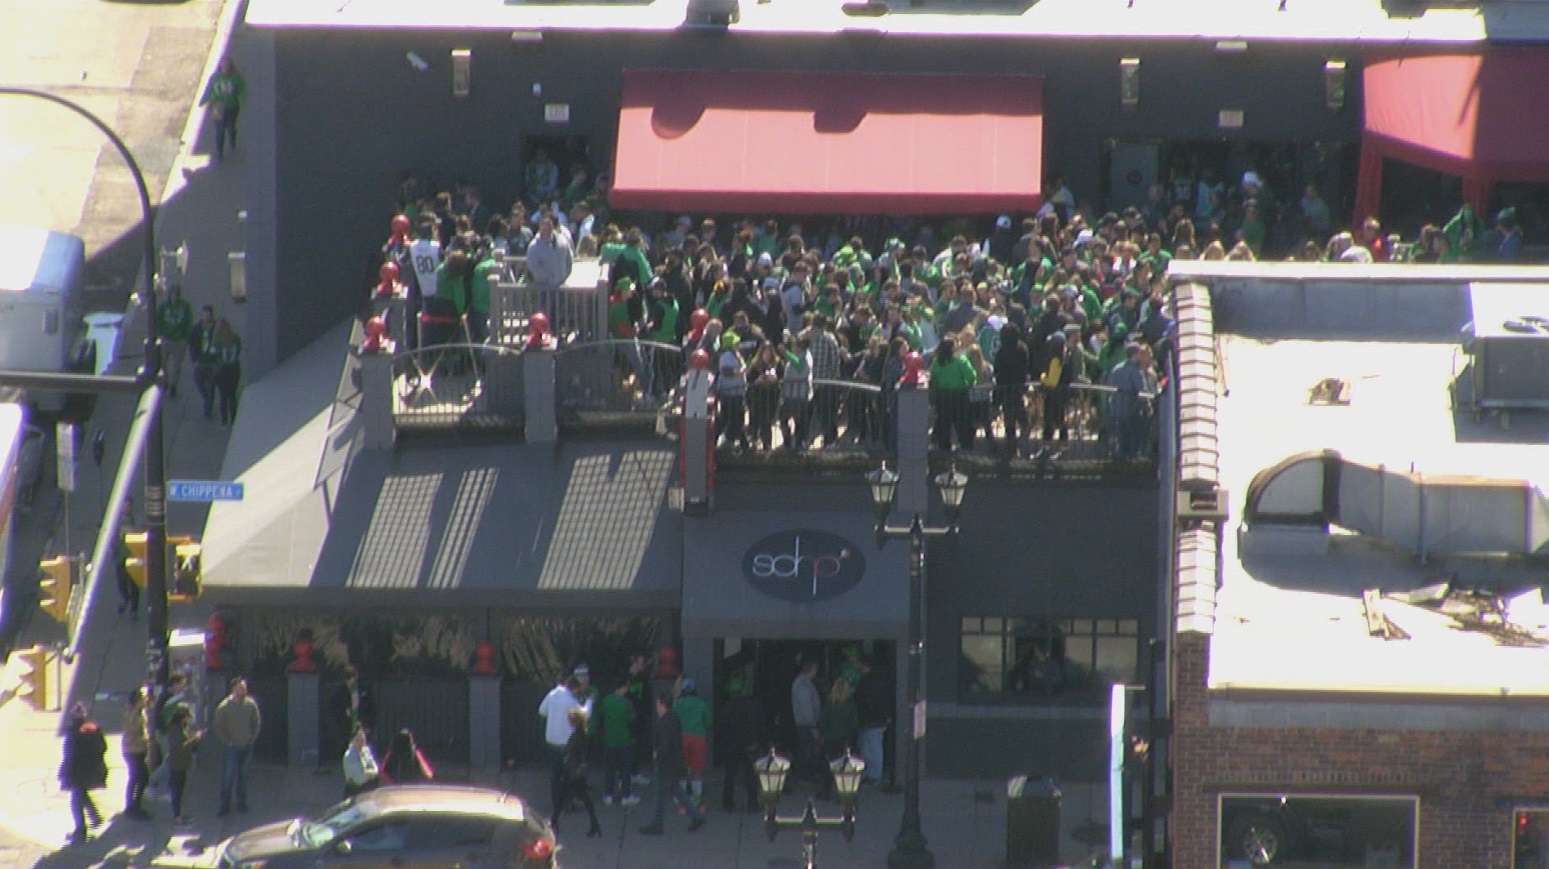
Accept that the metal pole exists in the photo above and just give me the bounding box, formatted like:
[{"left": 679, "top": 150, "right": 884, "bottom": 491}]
[
  {"left": 802, "top": 800, "right": 819, "bottom": 869},
  {"left": 888, "top": 513, "right": 933, "bottom": 869},
  {"left": 0, "top": 87, "right": 166, "bottom": 690}
]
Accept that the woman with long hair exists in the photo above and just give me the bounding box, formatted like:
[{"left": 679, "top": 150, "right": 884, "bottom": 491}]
[
  {"left": 554, "top": 708, "right": 602, "bottom": 838},
  {"left": 380, "top": 728, "right": 434, "bottom": 785}
]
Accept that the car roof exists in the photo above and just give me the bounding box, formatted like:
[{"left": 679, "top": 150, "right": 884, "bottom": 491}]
[{"left": 356, "top": 785, "right": 529, "bottom": 822}]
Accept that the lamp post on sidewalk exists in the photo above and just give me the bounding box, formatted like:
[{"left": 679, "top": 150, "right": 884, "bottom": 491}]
[
  {"left": 757, "top": 749, "right": 866, "bottom": 869},
  {"left": 0, "top": 87, "right": 169, "bottom": 691},
  {"left": 866, "top": 462, "right": 967, "bottom": 869}
]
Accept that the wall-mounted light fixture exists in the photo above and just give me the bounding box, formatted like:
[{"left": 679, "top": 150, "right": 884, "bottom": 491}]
[
  {"left": 1218, "top": 108, "right": 1245, "bottom": 129},
  {"left": 509, "top": 29, "right": 544, "bottom": 44},
  {"left": 1324, "top": 59, "right": 1347, "bottom": 112},
  {"left": 1215, "top": 40, "right": 1249, "bottom": 54},
  {"left": 1119, "top": 57, "right": 1141, "bottom": 109},
  {"left": 451, "top": 48, "right": 472, "bottom": 98}
]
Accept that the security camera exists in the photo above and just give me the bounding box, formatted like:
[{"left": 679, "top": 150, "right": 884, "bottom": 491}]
[{"left": 406, "top": 51, "right": 430, "bottom": 72}]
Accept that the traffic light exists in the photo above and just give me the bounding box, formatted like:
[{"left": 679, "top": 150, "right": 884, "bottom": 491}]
[
  {"left": 38, "top": 557, "right": 73, "bottom": 623},
  {"left": 14, "top": 645, "right": 50, "bottom": 711},
  {"left": 170, "top": 538, "right": 202, "bottom": 602},
  {"left": 123, "top": 531, "right": 148, "bottom": 588}
]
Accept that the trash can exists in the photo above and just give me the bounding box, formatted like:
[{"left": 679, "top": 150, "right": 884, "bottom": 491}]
[{"left": 1006, "top": 774, "right": 1061, "bottom": 868}]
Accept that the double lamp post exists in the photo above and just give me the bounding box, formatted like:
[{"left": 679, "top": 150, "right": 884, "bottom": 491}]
[{"left": 866, "top": 462, "right": 968, "bottom": 869}]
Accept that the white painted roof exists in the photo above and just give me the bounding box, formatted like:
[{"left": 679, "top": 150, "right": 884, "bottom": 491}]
[{"left": 246, "top": 0, "right": 1545, "bottom": 43}]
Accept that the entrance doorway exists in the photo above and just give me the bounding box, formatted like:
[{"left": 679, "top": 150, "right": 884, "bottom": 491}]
[
  {"left": 713, "top": 637, "right": 896, "bottom": 775},
  {"left": 520, "top": 135, "right": 592, "bottom": 210}
]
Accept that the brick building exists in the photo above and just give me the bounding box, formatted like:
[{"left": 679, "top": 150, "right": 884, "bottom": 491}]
[{"left": 1161, "top": 264, "right": 1549, "bottom": 869}]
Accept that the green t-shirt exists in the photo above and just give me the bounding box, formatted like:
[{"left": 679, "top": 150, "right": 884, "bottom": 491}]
[
  {"left": 598, "top": 693, "right": 635, "bottom": 748},
  {"left": 672, "top": 695, "right": 712, "bottom": 737},
  {"left": 929, "top": 353, "right": 978, "bottom": 391}
]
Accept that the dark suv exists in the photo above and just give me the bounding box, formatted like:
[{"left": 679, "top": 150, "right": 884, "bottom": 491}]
[{"left": 216, "top": 785, "right": 558, "bottom": 869}]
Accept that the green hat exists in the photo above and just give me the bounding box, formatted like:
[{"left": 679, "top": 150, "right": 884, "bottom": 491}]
[{"left": 616, "top": 276, "right": 636, "bottom": 290}]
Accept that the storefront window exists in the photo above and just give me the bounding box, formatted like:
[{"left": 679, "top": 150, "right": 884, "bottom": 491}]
[
  {"left": 1219, "top": 794, "right": 1417, "bottom": 868},
  {"left": 959, "top": 616, "right": 1139, "bottom": 703}
]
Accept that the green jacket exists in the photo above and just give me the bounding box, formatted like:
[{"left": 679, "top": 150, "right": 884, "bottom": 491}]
[
  {"left": 929, "top": 353, "right": 978, "bottom": 391},
  {"left": 200, "top": 71, "right": 245, "bottom": 113},
  {"left": 159, "top": 299, "right": 194, "bottom": 342}
]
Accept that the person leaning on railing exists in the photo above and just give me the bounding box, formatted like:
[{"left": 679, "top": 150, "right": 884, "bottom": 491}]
[{"left": 928, "top": 337, "right": 978, "bottom": 452}]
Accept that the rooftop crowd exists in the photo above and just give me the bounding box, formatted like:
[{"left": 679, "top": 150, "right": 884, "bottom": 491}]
[{"left": 373, "top": 157, "right": 1532, "bottom": 460}]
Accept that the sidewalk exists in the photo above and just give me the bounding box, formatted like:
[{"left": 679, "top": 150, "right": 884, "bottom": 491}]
[{"left": 15, "top": 755, "right": 1106, "bottom": 869}]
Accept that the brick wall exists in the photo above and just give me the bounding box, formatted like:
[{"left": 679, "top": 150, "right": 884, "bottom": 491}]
[{"left": 1170, "top": 632, "right": 1549, "bottom": 869}]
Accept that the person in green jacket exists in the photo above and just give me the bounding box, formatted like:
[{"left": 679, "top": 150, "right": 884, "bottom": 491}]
[
  {"left": 158, "top": 286, "right": 194, "bottom": 398},
  {"left": 672, "top": 678, "right": 712, "bottom": 808},
  {"left": 598, "top": 683, "right": 639, "bottom": 805},
  {"left": 200, "top": 57, "right": 246, "bottom": 161},
  {"left": 929, "top": 337, "right": 978, "bottom": 451}
]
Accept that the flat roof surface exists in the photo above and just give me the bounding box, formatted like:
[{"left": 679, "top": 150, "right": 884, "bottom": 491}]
[
  {"left": 1210, "top": 335, "right": 1549, "bottom": 696},
  {"left": 245, "top": 0, "right": 1537, "bottom": 42}
]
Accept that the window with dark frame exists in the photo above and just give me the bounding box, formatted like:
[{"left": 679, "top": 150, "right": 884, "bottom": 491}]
[{"left": 959, "top": 616, "right": 1140, "bottom": 702}]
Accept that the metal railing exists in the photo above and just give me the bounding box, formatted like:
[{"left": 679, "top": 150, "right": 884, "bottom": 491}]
[
  {"left": 390, "top": 342, "right": 525, "bottom": 429},
  {"left": 554, "top": 339, "right": 682, "bottom": 415},
  {"left": 490, "top": 281, "right": 608, "bottom": 347}
]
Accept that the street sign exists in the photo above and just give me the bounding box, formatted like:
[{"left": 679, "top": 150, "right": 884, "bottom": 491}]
[{"left": 167, "top": 480, "right": 244, "bottom": 502}]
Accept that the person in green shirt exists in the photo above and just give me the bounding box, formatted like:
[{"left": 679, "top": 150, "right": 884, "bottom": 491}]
[
  {"left": 200, "top": 57, "right": 246, "bottom": 161},
  {"left": 158, "top": 286, "right": 194, "bottom": 398},
  {"left": 928, "top": 337, "right": 979, "bottom": 451},
  {"left": 598, "top": 683, "right": 639, "bottom": 805},
  {"left": 672, "top": 679, "right": 712, "bottom": 807}
]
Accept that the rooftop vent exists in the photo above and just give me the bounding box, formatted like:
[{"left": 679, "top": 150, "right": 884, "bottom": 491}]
[{"left": 1307, "top": 377, "right": 1351, "bottom": 406}]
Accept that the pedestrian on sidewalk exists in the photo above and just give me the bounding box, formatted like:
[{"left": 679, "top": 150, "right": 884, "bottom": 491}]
[
  {"left": 380, "top": 728, "right": 434, "bottom": 784},
  {"left": 538, "top": 666, "right": 592, "bottom": 818},
  {"left": 597, "top": 681, "right": 638, "bottom": 806},
  {"left": 200, "top": 57, "right": 246, "bottom": 161},
  {"left": 626, "top": 654, "right": 654, "bottom": 787},
  {"left": 214, "top": 676, "right": 261, "bottom": 817},
  {"left": 342, "top": 727, "right": 381, "bottom": 798},
  {"left": 114, "top": 498, "right": 140, "bottom": 619},
  {"left": 791, "top": 659, "right": 822, "bottom": 782},
  {"left": 328, "top": 666, "right": 376, "bottom": 772},
  {"left": 212, "top": 318, "right": 243, "bottom": 427},
  {"left": 639, "top": 696, "right": 704, "bottom": 835},
  {"left": 121, "top": 687, "right": 152, "bottom": 820},
  {"left": 190, "top": 305, "right": 219, "bottom": 419},
  {"left": 158, "top": 285, "right": 194, "bottom": 398},
  {"left": 166, "top": 705, "right": 204, "bottom": 826},
  {"left": 672, "top": 677, "right": 711, "bottom": 809},
  {"left": 59, "top": 703, "right": 108, "bottom": 845},
  {"left": 553, "top": 709, "right": 601, "bottom": 839},
  {"left": 717, "top": 675, "right": 765, "bottom": 813},
  {"left": 147, "top": 671, "right": 193, "bottom": 799},
  {"left": 855, "top": 655, "right": 892, "bottom": 787}
]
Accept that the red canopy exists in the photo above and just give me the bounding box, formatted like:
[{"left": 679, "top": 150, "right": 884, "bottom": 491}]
[
  {"left": 610, "top": 69, "right": 1044, "bottom": 215},
  {"left": 1354, "top": 50, "right": 1549, "bottom": 221}
]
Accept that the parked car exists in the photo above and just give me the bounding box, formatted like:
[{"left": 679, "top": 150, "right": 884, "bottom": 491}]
[{"left": 216, "top": 785, "right": 557, "bottom": 869}]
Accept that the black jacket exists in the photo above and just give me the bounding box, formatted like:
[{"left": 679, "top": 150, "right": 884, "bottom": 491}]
[
  {"left": 719, "top": 694, "right": 767, "bottom": 756},
  {"left": 60, "top": 722, "right": 108, "bottom": 791},
  {"left": 856, "top": 670, "right": 893, "bottom": 730},
  {"left": 993, "top": 338, "right": 1030, "bottom": 396},
  {"left": 653, "top": 709, "right": 686, "bottom": 778}
]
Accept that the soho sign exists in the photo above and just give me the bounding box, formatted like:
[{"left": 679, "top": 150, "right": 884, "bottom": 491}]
[{"left": 742, "top": 530, "right": 866, "bottom": 603}]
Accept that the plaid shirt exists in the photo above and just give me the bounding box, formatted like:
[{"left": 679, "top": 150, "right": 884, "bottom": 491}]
[{"left": 808, "top": 329, "right": 842, "bottom": 381}]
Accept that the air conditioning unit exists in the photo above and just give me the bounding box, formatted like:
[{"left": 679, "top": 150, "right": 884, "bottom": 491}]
[{"left": 685, "top": 0, "right": 739, "bottom": 25}]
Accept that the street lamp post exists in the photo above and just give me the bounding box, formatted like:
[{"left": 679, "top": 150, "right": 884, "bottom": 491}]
[
  {"left": 757, "top": 749, "right": 866, "bottom": 869},
  {"left": 0, "top": 87, "right": 168, "bottom": 692},
  {"left": 866, "top": 463, "right": 968, "bottom": 869}
]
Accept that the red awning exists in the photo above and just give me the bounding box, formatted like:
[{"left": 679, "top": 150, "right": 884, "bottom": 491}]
[
  {"left": 1355, "top": 50, "right": 1549, "bottom": 220},
  {"left": 610, "top": 70, "right": 1043, "bottom": 215}
]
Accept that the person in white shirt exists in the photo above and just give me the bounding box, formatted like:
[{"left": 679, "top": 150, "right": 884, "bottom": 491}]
[
  {"left": 342, "top": 727, "right": 379, "bottom": 798},
  {"left": 538, "top": 665, "right": 593, "bottom": 818}
]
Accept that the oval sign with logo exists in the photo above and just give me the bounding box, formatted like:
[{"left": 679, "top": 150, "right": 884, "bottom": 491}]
[{"left": 742, "top": 530, "right": 866, "bottom": 603}]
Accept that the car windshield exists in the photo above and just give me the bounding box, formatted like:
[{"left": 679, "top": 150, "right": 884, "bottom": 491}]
[{"left": 298, "top": 800, "right": 378, "bottom": 849}]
